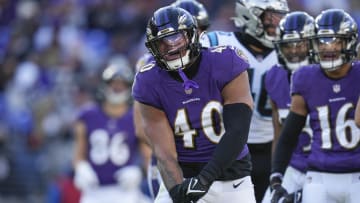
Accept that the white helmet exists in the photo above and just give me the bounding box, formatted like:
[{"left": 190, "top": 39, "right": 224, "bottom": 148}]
[
  {"left": 102, "top": 55, "right": 134, "bottom": 104},
  {"left": 232, "top": 0, "right": 289, "bottom": 48}
]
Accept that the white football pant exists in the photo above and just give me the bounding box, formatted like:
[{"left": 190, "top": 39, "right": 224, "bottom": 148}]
[
  {"left": 302, "top": 171, "right": 360, "bottom": 203},
  {"left": 155, "top": 176, "right": 256, "bottom": 203},
  {"left": 80, "top": 185, "right": 151, "bottom": 203}
]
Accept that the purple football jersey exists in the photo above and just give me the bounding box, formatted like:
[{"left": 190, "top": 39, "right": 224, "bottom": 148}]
[
  {"left": 291, "top": 61, "right": 360, "bottom": 172},
  {"left": 265, "top": 65, "right": 312, "bottom": 172},
  {"left": 77, "top": 104, "right": 138, "bottom": 185},
  {"left": 133, "top": 46, "right": 250, "bottom": 162}
]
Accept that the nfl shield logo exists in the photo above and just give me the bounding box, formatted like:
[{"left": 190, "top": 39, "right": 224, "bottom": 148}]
[
  {"left": 185, "top": 88, "right": 193, "bottom": 94},
  {"left": 333, "top": 84, "right": 341, "bottom": 93}
]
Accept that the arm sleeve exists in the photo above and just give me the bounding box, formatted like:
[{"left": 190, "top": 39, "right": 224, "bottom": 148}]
[
  {"left": 290, "top": 69, "right": 306, "bottom": 96},
  {"left": 199, "top": 103, "right": 252, "bottom": 183},
  {"left": 264, "top": 65, "right": 279, "bottom": 102},
  {"left": 271, "top": 111, "right": 306, "bottom": 174}
]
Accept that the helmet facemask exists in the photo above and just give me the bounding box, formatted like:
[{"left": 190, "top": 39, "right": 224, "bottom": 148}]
[
  {"left": 274, "top": 11, "right": 315, "bottom": 71},
  {"left": 232, "top": 0, "right": 289, "bottom": 48},
  {"left": 101, "top": 57, "right": 133, "bottom": 105},
  {"left": 261, "top": 9, "right": 287, "bottom": 45},
  {"left": 104, "top": 79, "right": 131, "bottom": 105},
  {"left": 312, "top": 34, "right": 357, "bottom": 71},
  {"left": 145, "top": 6, "right": 201, "bottom": 71},
  {"left": 276, "top": 38, "right": 312, "bottom": 71},
  {"left": 313, "top": 9, "right": 359, "bottom": 71},
  {"left": 148, "top": 30, "right": 193, "bottom": 71}
]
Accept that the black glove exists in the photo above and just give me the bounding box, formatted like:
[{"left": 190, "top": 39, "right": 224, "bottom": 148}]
[
  {"left": 284, "top": 189, "right": 302, "bottom": 203},
  {"left": 270, "top": 174, "right": 288, "bottom": 203},
  {"left": 169, "top": 183, "right": 188, "bottom": 203},
  {"left": 169, "top": 176, "right": 210, "bottom": 203}
]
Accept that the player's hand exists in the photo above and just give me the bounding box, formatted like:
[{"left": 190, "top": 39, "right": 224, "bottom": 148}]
[
  {"left": 169, "top": 176, "right": 210, "bottom": 203},
  {"left": 270, "top": 173, "right": 288, "bottom": 203},
  {"left": 74, "top": 160, "right": 99, "bottom": 191}
]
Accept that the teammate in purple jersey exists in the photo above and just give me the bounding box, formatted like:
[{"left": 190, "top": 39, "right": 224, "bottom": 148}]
[
  {"left": 133, "top": 6, "right": 256, "bottom": 203},
  {"left": 271, "top": 9, "right": 360, "bottom": 203},
  {"left": 262, "top": 12, "right": 315, "bottom": 203},
  {"left": 73, "top": 56, "right": 150, "bottom": 203}
]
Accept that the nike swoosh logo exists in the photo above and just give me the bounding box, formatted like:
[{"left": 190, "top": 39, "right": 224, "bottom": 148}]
[
  {"left": 233, "top": 180, "right": 244, "bottom": 188},
  {"left": 187, "top": 178, "right": 205, "bottom": 195}
]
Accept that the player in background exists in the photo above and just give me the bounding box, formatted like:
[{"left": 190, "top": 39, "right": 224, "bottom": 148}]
[
  {"left": 171, "top": 0, "right": 210, "bottom": 34},
  {"left": 262, "top": 11, "right": 315, "bottom": 203},
  {"left": 133, "top": 0, "right": 211, "bottom": 200},
  {"left": 133, "top": 6, "right": 256, "bottom": 203},
  {"left": 73, "top": 56, "right": 150, "bottom": 203},
  {"left": 201, "top": 0, "right": 289, "bottom": 202},
  {"left": 271, "top": 9, "right": 360, "bottom": 203}
]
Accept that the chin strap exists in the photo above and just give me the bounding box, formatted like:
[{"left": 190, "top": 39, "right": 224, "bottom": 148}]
[{"left": 178, "top": 68, "right": 199, "bottom": 92}]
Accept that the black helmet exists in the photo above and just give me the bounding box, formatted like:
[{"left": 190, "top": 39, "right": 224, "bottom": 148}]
[
  {"left": 145, "top": 6, "right": 201, "bottom": 71},
  {"left": 312, "top": 9, "right": 358, "bottom": 71},
  {"left": 171, "top": 0, "right": 210, "bottom": 31}
]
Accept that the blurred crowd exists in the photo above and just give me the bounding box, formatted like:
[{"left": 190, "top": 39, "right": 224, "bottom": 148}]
[{"left": 0, "top": 0, "right": 359, "bottom": 203}]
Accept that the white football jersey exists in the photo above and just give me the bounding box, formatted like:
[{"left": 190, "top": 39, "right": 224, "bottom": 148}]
[{"left": 201, "top": 31, "right": 278, "bottom": 143}]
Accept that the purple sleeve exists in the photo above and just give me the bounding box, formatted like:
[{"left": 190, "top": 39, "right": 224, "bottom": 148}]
[
  {"left": 265, "top": 67, "right": 275, "bottom": 101},
  {"left": 290, "top": 68, "right": 305, "bottom": 96},
  {"left": 76, "top": 104, "right": 95, "bottom": 122},
  {"left": 132, "top": 72, "right": 162, "bottom": 109},
  {"left": 215, "top": 46, "right": 249, "bottom": 90},
  {"left": 265, "top": 65, "right": 284, "bottom": 102}
]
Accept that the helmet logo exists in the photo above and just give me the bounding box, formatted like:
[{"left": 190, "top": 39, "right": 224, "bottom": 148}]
[
  {"left": 339, "top": 21, "right": 351, "bottom": 34},
  {"left": 185, "top": 88, "right": 193, "bottom": 94},
  {"left": 332, "top": 84, "right": 341, "bottom": 93}
]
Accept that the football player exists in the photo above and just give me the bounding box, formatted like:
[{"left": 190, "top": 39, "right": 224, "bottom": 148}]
[
  {"left": 134, "top": 0, "right": 211, "bottom": 200},
  {"left": 201, "top": 0, "right": 289, "bottom": 201},
  {"left": 73, "top": 56, "right": 150, "bottom": 203},
  {"left": 262, "top": 11, "right": 315, "bottom": 203},
  {"left": 133, "top": 6, "right": 256, "bottom": 203},
  {"left": 271, "top": 9, "right": 360, "bottom": 203}
]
